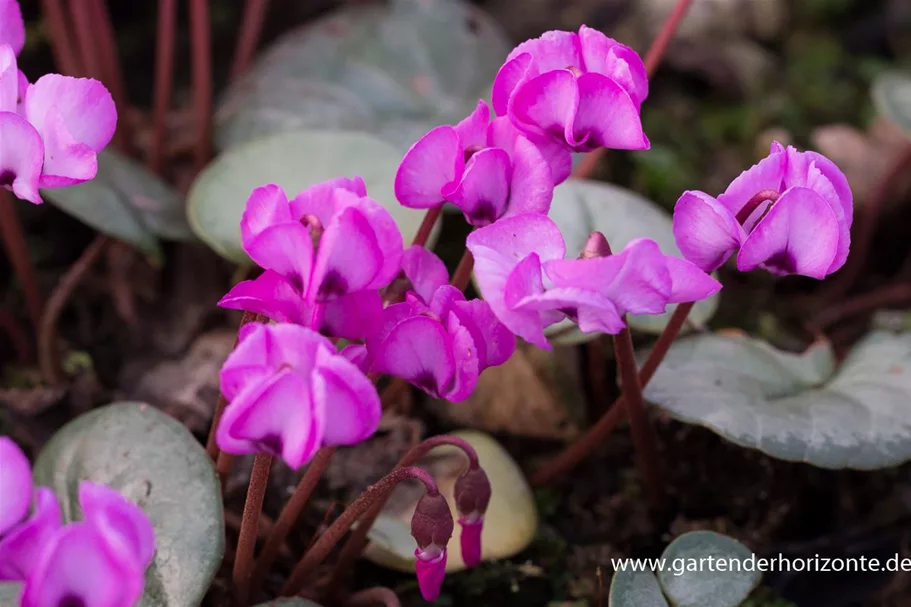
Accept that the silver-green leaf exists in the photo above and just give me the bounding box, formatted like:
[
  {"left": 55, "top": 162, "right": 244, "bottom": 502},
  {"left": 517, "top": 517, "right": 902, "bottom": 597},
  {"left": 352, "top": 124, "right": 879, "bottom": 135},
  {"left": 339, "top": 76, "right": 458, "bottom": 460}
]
[
  {"left": 32, "top": 402, "right": 224, "bottom": 607},
  {"left": 187, "top": 129, "right": 436, "bottom": 264},
  {"left": 41, "top": 150, "right": 194, "bottom": 261},
  {"left": 872, "top": 70, "right": 911, "bottom": 137},
  {"left": 657, "top": 531, "right": 760, "bottom": 607},
  {"left": 609, "top": 570, "right": 669, "bottom": 607},
  {"left": 643, "top": 331, "right": 911, "bottom": 469}
]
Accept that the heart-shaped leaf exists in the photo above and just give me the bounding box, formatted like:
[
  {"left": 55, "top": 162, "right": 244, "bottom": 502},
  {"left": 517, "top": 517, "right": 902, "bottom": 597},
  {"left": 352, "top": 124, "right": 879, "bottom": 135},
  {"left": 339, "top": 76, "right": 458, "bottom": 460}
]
[
  {"left": 609, "top": 570, "right": 668, "bottom": 607},
  {"left": 187, "top": 129, "right": 437, "bottom": 264},
  {"left": 642, "top": 331, "right": 911, "bottom": 469},
  {"left": 362, "top": 430, "right": 538, "bottom": 573},
  {"left": 657, "top": 531, "right": 760, "bottom": 607},
  {"left": 215, "top": 0, "right": 510, "bottom": 152},
  {"left": 872, "top": 71, "right": 911, "bottom": 137},
  {"left": 31, "top": 402, "right": 224, "bottom": 607},
  {"left": 41, "top": 150, "right": 194, "bottom": 261},
  {"left": 544, "top": 178, "right": 720, "bottom": 342}
]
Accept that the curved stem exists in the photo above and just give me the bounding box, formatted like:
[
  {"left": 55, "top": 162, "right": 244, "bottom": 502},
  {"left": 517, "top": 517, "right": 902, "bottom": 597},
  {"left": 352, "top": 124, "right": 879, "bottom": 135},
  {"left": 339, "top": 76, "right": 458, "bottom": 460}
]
[
  {"left": 0, "top": 193, "right": 44, "bottom": 334},
  {"left": 281, "top": 467, "right": 438, "bottom": 596},
  {"left": 231, "top": 0, "right": 270, "bottom": 80},
  {"left": 150, "top": 0, "right": 178, "bottom": 174},
  {"left": 531, "top": 301, "right": 693, "bottom": 486},
  {"left": 38, "top": 235, "right": 109, "bottom": 385},
  {"left": 734, "top": 189, "right": 780, "bottom": 226},
  {"left": 189, "top": 0, "right": 213, "bottom": 172},
  {"left": 249, "top": 446, "right": 337, "bottom": 594},
  {"left": 69, "top": 0, "right": 102, "bottom": 79},
  {"left": 345, "top": 587, "right": 402, "bottom": 607},
  {"left": 0, "top": 306, "right": 30, "bottom": 362},
  {"left": 40, "top": 0, "right": 83, "bottom": 76},
  {"left": 323, "top": 435, "right": 479, "bottom": 599},
  {"left": 450, "top": 249, "right": 475, "bottom": 291},
  {"left": 411, "top": 207, "right": 443, "bottom": 248},
  {"left": 233, "top": 454, "right": 273, "bottom": 603},
  {"left": 89, "top": 0, "right": 132, "bottom": 151},
  {"left": 813, "top": 284, "right": 911, "bottom": 330}
]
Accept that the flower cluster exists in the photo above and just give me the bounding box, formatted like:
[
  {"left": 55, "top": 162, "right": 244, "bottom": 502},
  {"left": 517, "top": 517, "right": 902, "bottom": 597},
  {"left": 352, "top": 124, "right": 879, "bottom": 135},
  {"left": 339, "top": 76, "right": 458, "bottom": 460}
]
[
  {"left": 0, "top": 438, "right": 155, "bottom": 606},
  {"left": 0, "top": 0, "right": 117, "bottom": 204}
]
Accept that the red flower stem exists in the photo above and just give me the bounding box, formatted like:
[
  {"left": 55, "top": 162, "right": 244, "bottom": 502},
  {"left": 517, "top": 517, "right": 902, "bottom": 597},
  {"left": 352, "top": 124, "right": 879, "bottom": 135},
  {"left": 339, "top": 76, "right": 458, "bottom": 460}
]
[
  {"left": 189, "top": 0, "right": 213, "bottom": 172},
  {"left": 231, "top": 0, "right": 270, "bottom": 81},
  {"left": 531, "top": 301, "right": 693, "bottom": 486},
  {"left": 205, "top": 311, "right": 262, "bottom": 461},
  {"left": 69, "top": 0, "right": 103, "bottom": 79},
  {"left": 0, "top": 193, "right": 43, "bottom": 334},
  {"left": 612, "top": 326, "right": 664, "bottom": 505},
  {"left": 814, "top": 283, "right": 911, "bottom": 330},
  {"left": 323, "top": 436, "right": 479, "bottom": 599},
  {"left": 410, "top": 206, "right": 443, "bottom": 248},
  {"left": 248, "top": 446, "right": 337, "bottom": 595},
  {"left": 89, "top": 0, "right": 132, "bottom": 151},
  {"left": 149, "top": 0, "right": 178, "bottom": 175},
  {"left": 281, "top": 466, "right": 438, "bottom": 596},
  {"left": 0, "top": 307, "right": 30, "bottom": 362},
  {"left": 734, "top": 189, "right": 780, "bottom": 225},
  {"left": 38, "top": 235, "right": 110, "bottom": 386},
  {"left": 40, "top": 0, "right": 83, "bottom": 76},
  {"left": 233, "top": 453, "right": 274, "bottom": 603},
  {"left": 450, "top": 249, "right": 475, "bottom": 291},
  {"left": 572, "top": 0, "right": 694, "bottom": 180}
]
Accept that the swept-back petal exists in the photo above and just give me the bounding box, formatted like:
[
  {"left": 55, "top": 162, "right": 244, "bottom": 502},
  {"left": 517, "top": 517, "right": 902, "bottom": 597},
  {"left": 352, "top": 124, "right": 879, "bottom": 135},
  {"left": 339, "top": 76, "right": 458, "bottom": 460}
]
[
  {"left": 511, "top": 30, "right": 583, "bottom": 73},
  {"left": 402, "top": 245, "right": 449, "bottom": 304},
  {"left": 245, "top": 222, "right": 314, "bottom": 290},
  {"left": 442, "top": 147, "right": 511, "bottom": 226},
  {"left": 320, "top": 289, "right": 384, "bottom": 341},
  {"left": 488, "top": 116, "right": 572, "bottom": 185},
  {"left": 466, "top": 213, "right": 566, "bottom": 264},
  {"left": 34, "top": 106, "right": 96, "bottom": 188},
  {"left": 508, "top": 69, "right": 579, "bottom": 147},
  {"left": 717, "top": 147, "right": 786, "bottom": 216},
  {"left": 603, "top": 239, "right": 673, "bottom": 315},
  {"left": 240, "top": 184, "right": 294, "bottom": 245},
  {"left": 664, "top": 256, "right": 723, "bottom": 303},
  {"left": 491, "top": 53, "right": 532, "bottom": 116},
  {"left": 737, "top": 187, "right": 840, "bottom": 279},
  {"left": 0, "top": 111, "right": 44, "bottom": 203},
  {"left": 79, "top": 482, "right": 155, "bottom": 569},
  {"left": 0, "top": 1, "right": 25, "bottom": 56},
  {"left": 311, "top": 206, "right": 383, "bottom": 300},
  {"left": 26, "top": 75, "right": 116, "bottom": 152},
  {"left": 395, "top": 125, "right": 464, "bottom": 209},
  {"left": 672, "top": 190, "right": 744, "bottom": 272},
  {"left": 313, "top": 351, "right": 381, "bottom": 445},
  {"left": 448, "top": 298, "right": 516, "bottom": 368},
  {"left": 508, "top": 135, "right": 554, "bottom": 216},
  {"left": 578, "top": 26, "right": 648, "bottom": 106},
  {"left": 218, "top": 270, "right": 308, "bottom": 325},
  {"left": 454, "top": 100, "right": 490, "bottom": 149},
  {"left": 0, "top": 46, "right": 17, "bottom": 112},
  {"left": 572, "top": 72, "right": 649, "bottom": 151},
  {"left": 0, "top": 488, "right": 62, "bottom": 581},
  {"left": 441, "top": 316, "right": 481, "bottom": 402},
  {"left": 0, "top": 436, "right": 31, "bottom": 537},
  {"left": 368, "top": 315, "right": 455, "bottom": 398}
]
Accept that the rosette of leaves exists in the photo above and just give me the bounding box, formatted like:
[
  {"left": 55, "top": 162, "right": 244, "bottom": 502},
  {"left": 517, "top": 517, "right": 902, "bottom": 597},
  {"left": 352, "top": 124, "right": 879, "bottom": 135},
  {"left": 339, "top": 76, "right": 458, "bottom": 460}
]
[{"left": 215, "top": 0, "right": 511, "bottom": 153}]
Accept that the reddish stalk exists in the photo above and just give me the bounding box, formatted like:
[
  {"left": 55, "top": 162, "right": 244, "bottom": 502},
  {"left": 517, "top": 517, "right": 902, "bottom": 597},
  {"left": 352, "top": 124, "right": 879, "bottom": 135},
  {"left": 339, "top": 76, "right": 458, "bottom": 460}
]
[
  {"left": 150, "top": 0, "right": 178, "bottom": 174},
  {"left": 612, "top": 327, "right": 664, "bottom": 505},
  {"left": 324, "top": 435, "right": 480, "bottom": 599},
  {"left": 40, "top": 0, "right": 83, "bottom": 76},
  {"left": 734, "top": 189, "right": 780, "bottom": 225},
  {"left": 249, "top": 447, "right": 337, "bottom": 594},
  {"left": 206, "top": 311, "right": 262, "bottom": 461},
  {"left": 450, "top": 249, "right": 475, "bottom": 291},
  {"left": 813, "top": 284, "right": 911, "bottom": 330},
  {"left": 281, "top": 467, "right": 439, "bottom": 596},
  {"left": 189, "top": 0, "right": 214, "bottom": 172},
  {"left": 233, "top": 454, "right": 274, "bottom": 603},
  {"left": 231, "top": 0, "right": 271, "bottom": 81},
  {"left": 68, "top": 0, "right": 103, "bottom": 79},
  {"left": 0, "top": 307, "right": 30, "bottom": 362},
  {"left": 88, "top": 0, "right": 132, "bottom": 150},
  {"left": 572, "top": 0, "right": 694, "bottom": 180},
  {"left": 531, "top": 302, "right": 693, "bottom": 486},
  {"left": 38, "top": 235, "right": 110, "bottom": 385},
  {"left": 410, "top": 207, "right": 443, "bottom": 248},
  {"left": 0, "top": 193, "right": 44, "bottom": 334}
]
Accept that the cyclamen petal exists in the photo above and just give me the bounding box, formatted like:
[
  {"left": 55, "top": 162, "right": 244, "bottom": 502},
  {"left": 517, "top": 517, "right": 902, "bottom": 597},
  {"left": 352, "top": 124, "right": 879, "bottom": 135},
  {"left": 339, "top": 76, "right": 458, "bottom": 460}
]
[
  {"left": 0, "top": 488, "right": 62, "bottom": 581},
  {"left": 0, "top": 45, "right": 17, "bottom": 111},
  {"left": 402, "top": 245, "right": 450, "bottom": 304},
  {"left": 442, "top": 148, "right": 511, "bottom": 226},
  {"left": 0, "top": 0, "right": 25, "bottom": 56},
  {"left": 415, "top": 549, "right": 448, "bottom": 602},
  {"left": 368, "top": 313, "right": 456, "bottom": 399},
  {"left": 459, "top": 519, "right": 483, "bottom": 568},
  {"left": 578, "top": 25, "right": 648, "bottom": 106},
  {"left": 0, "top": 437, "right": 31, "bottom": 537},
  {"left": 488, "top": 116, "right": 572, "bottom": 185},
  {"left": 79, "top": 482, "right": 155, "bottom": 570},
  {"left": 672, "top": 191, "right": 745, "bottom": 272},
  {"left": 442, "top": 316, "right": 481, "bottom": 402},
  {"left": 0, "top": 112, "right": 44, "bottom": 204},
  {"left": 312, "top": 350, "right": 382, "bottom": 445},
  {"left": 218, "top": 270, "right": 310, "bottom": 326},
  {"left": 572, "top": 72, "right": 649, "bottom": 151},
  {"left": 395, "top": 126, "right": 463, "bottom": 209}
]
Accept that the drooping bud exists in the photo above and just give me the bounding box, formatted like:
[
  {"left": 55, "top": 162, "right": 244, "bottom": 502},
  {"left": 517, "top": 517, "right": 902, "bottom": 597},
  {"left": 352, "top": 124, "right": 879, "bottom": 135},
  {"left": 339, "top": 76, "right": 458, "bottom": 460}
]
[
  {"left": 579, "top": 231, "right": 612, "bottom": 259},
  {"left": 410, "top": 492, "right": 454, "bottom": 601},
  {"left": 454, "top": 466, "right": 491, "bottom": 567}
]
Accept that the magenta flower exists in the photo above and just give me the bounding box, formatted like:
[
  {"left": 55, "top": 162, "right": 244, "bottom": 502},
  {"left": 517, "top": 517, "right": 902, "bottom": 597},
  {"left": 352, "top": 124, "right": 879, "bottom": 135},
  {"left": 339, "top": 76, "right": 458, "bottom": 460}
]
[
  {"left": 219, "top": 180, "right": 402, "bottom": 339},
  {"left": 467, "top": 214, "right": 721, "bottom": 349},
  {"left": 454, "top": 466, "right": 491, "bottom": 568},
  {"left": 0, "top": 437, "right": 31, "bottom": 537},
  {"left": 672, "top": 142, "right": 853, "bottom": 278},
  {"left": 0, "top": 45, "right": 43, "bottom": 204},
  {"left": 0, "top": 0, "right": 24, "bottom": 55},
  {"left": 411, "top": 492, "right": 454, "bottom": 602},
  {"left": 395, "top": 100, "right": 569, "bottom": 226},
  {"left": 365, "top": 246, "right": 515, "bottom": 402},
  {"left": 492, "top": 26, "right": 649, "bottom": 153},
  {"left": 217, "top": 322, "right": 382, "bottom": 469},
  {"left": 0, "top": 487, "right": 62, "bottom": 581}
]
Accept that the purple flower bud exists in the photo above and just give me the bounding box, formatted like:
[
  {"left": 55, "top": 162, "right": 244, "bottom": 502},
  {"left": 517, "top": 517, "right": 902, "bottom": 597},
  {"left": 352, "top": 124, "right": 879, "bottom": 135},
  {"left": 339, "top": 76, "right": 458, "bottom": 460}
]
[
  {"left": 579, "top": 232, "right": 612, "bottom": 259},
  {"left": 454, "top": 466, "right": 491, "bottom": 568},
  {"left": 0, "top": 436, "right": 32, "bottom": 537},
  {"left": 411, "top": 492, "right": 454, "bottom": 602},
  {"left": 672, "top": 142, "right": 853, "bottom": 279}
]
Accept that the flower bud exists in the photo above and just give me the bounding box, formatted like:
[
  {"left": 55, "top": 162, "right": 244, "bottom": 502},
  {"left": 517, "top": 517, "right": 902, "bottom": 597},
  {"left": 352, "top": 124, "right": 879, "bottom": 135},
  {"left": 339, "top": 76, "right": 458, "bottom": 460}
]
[
  {"left": 580, "top": 231, "right": 612, "bottom": 259},
  {"left": 411, "top": 492, "right": 454, "bottom": 601},
  {"left": 454, "top": 466, "right": 491, "bottom": 568}
]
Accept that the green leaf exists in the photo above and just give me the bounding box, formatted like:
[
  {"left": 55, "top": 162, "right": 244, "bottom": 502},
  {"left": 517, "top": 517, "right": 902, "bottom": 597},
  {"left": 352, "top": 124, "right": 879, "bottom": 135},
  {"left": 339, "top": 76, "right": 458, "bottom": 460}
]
[
  {"left": 187, "top": 129, "right": 436, "bottom": 264},
  {"left": 32, "top": 402, "right": 224, "bottom": 607},
  {"left": 610, "top": 570, "right": 669, "bottom": 607},
  {"left": 41, "top": 150, "right": 194, "bottom": 261},
  {"left": 215, "top": 0, "right": 510, "bottom": 152},
  {"left": 545, "top": 178, "right": 720, "bottom": 342},
  {"left": 642, "top": 331, "right": 911, "bottom": 469},
  {"left": 872, "top": 71, "right": 911, "bottom": 137},
  {"left": 657, "top": 531, "right": 761, "bottom": 607},
  {"left": 0, "top": 584, "right": 21, "bottom": 607}
]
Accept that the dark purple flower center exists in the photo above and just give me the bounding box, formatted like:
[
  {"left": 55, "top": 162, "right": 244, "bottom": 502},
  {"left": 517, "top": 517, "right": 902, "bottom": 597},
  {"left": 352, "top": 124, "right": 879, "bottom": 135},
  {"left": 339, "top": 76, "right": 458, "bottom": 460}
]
[
  {"left": 464, "top": 145, "right": 484, "bottom": 162},
  {"left": 763, "top": 250, "right": 798, "bottom": 275},
  {"left": 318, "top": 270, "right": 348, "bottom": 300},
  {"left": 0, "top": 170, "right": 15, "bottom": 186},
  {"left": 57, "top": 596, "right": 86, "bottom": 607},
  {"left": 413, "top": 371, "right": 440, "bottom": 397},
  {"left": 258, "top": 433, "right": 284, "bottom": 457}
]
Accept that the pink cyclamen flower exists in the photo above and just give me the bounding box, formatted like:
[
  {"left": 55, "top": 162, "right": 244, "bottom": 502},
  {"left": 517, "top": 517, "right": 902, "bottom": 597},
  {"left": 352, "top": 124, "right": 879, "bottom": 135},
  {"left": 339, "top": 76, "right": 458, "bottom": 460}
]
[
  {"left": 0, "top": 488, "right": 62, "bottom": 581},
  {"left": 411, "top": 492, "right": 454, "bottom": 602},
  {"left": 672, "top": 142, "right": 852, "bottom": 279},
  {"left": 0, "top": 437, "right": 31, "bottom": 537},
  {"left": 365, "top": 246, "right": 515, "bottom": 402},
  {"left": 0, "top": 0, "right": 23, "bottom": 56},
  {"left": 396, "top": 100, "right": 569, "bottom": 226},
  {"left": 454, "top": 466, "right": 491, "bottom": 568},
  {"left": 467, "top": 214, "right": 721, "bottom": 349},
  {"left": 492, "top": 26, "right": 649, "bottom": 153},
  {"left": 219, "top": 179, "right": 402, "bottom": 339},
  {"left": 217, "top": 322, "right": 382, "bottom": 469}
]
